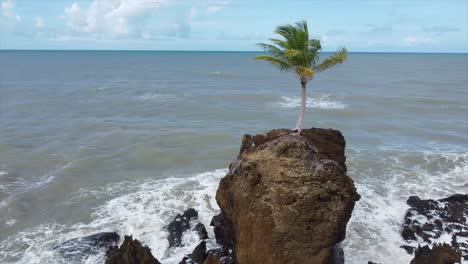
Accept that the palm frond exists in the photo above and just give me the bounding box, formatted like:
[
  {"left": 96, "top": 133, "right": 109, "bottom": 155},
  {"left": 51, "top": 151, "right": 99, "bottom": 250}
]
[
  {"left": 253, "top": 55, "right": 293, "bottom": 71},
  {"left": 254, "top": 20, "right": 346, "bottom": 78},
  {"left": 314, "top": 48, "right": 347, "bottom": 72}
]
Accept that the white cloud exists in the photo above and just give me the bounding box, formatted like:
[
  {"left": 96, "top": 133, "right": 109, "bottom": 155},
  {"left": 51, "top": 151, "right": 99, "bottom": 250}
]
[
  {"left": 403, "top": 36, "right": 433, "bottom": 47},
  {"left": 206, "top": 0, "right": 229, "bottom": 14},
  {"left": 206, "top": 5, "right": 223, "bottom": 14},
  {"left": 35, "top": 16, "right": 44, "bottom": 29},
  {"left": 63, "top": 0, "right": 174, "bottom": 37},
  {"left": 189, "top": 6, "right": 197, "bottom": 19},
  {"left": 1, "top": 0, "right": 14, "bottom": 17},
  {"left": 1, "top": 0, "right": 21, "bottom": 32}
]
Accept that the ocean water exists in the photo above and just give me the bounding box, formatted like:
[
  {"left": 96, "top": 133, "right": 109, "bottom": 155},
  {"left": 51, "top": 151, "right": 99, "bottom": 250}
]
[{"left": 0, "top": 51, "right": 467, "bottom": 264}]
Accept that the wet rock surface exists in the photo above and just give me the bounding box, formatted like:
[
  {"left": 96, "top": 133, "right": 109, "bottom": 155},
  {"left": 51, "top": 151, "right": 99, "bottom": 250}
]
[
  {"left": 216, "top": 128, "right": 360, "bottom": 264},
  {"left": 410, "top": 244, "right": 462, "bottom": 264},
  {"left": 105, "top": 235, "right": 161, "bottom": 264},
  {"left": 167, "top": 208, "right": 199, "bottom": 247},
  {"left": 179, "top": 241, "right": 209, "bottom": 264},
  {"left": 53, "top": 232, "right": 120, "bottom": 260},
  {"left": 401, "top": 194, "right": 468, "bottom": 260}
]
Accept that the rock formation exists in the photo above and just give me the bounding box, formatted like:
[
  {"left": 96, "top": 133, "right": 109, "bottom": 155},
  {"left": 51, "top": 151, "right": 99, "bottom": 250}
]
[
  {"left": 215, "top": 128, "right": 360, "bottom": 264},
  {"left": 54, "top": 232, "right": 120, "bottom": 260},
  {"left": 401, "top": 194, "right": 468, "bottom": 260},
  {"left": 410, "top": 244, "right": 462, "bottom": 264},
  {"left": 167, "top": 208, "right": 200, "bottom": 247},
  {"left": 105, "top": 235, "right": 161, "bottom": 264}
]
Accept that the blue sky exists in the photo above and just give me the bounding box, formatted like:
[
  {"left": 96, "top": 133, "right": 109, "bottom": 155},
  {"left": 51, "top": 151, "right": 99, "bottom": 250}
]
[{"left": 1, "top": 0, "right": 467, "bottom": 52}]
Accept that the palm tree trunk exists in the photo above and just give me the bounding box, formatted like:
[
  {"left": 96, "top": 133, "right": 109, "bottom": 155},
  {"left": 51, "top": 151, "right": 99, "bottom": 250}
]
[{"left": 295, "top": 81, "right": 307, "bottom": 133}]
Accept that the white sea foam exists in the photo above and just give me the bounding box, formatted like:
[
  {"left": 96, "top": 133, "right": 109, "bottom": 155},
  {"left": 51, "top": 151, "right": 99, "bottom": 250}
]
[
  {"left": 0, "top": 171, "right": 7, "bottom": 176},
  {"left": 134, "top": 93, "right": 177, "bottom": 101},
  {"left": 275, "top": 94, "right": 347, "bottom": 109},
  {"left": 0, "top": 169, "right": 226, "bottom": 264},
  {"left": 1, "top": 151, "right": 466, "bottom": 264},
  {"left": 343, "top": 151, "right": 468, "bottom": 264},
  {"left": 5, "top": 219, "right": 16, "bottom": 226}
]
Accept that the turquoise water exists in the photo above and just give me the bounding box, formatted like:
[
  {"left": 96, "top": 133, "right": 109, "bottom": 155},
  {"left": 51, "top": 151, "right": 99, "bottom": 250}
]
[{"left": 0, "top": 51, "right": 467, "bottom": 263}]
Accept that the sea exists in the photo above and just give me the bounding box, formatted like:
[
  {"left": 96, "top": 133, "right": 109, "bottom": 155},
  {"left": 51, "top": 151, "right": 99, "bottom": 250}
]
[{"left": 0, "top": 51, "right": 467, "bottom": 264}]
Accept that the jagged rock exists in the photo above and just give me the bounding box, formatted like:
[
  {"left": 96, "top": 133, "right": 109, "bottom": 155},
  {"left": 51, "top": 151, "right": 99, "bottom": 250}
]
[
  {"left": 202, "top": 254, "right": 222, "bottom": 264},
  {"left": 54, "top": 232, "right": 120, "bottom": 260},
  {"left": 179, "top": 241, "right": 208, "bottom": 264},
  {"left": 167, "top": 208, "right": 198, "bottom": 247},
  {"left": 410, "top": 244, "right": 462, "bottom": 264},
  {"left": 216, "top": 128, "right": 360, "bottom": 264},
  {"left": 401, "top": 245, "right": 415, "bottom": 254},
  {"left": 105, "top": 235, "right": 160, "bottom": 264},
  {"left": 401, "top": 194, "right": 468, "bottom": 260},
  {"left": 206, "top": 212, "right": 236, "bottom": 264},
  {"left": 194, "top": 223, "right": 209, "bottom": 240}
]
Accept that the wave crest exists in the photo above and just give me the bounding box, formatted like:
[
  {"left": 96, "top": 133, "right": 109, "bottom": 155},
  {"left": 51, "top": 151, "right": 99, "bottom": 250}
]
[{"left": 275, "top": 95, "right": 347, "bottom": 109}]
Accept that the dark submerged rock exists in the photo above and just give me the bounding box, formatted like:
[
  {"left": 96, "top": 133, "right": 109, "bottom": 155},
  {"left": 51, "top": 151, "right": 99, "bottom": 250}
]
[
  {"left": 328, "top": 245, "right": 345, "bottom": 264},
  {"left": 179, "top": 241, "right": 208, "bottom": 264},
  {"left": 401, "top": 194, "right": 468, "bottom": 260},
  {"left": 202, "top": 254, "right": 223, "bottom": 264},
  {"left": 54, "top": 232, "right": 120, "bottom": 260},
  {"left": 216, "top": 128, "right": 360, "bottom": 264},
  {"left": 194, "top": 223, "right": 209, "bottom": 240},
  {"left": 207, "top": 212, "right": 236, "bottom": 264},
  {"left": 167, "top": 208, "right": 199, "bottom": 247},
  {"left": 105, "top": 235, "right": 160, "bottom": 264},
  {"left": 401, "top": 245, "right": 416, "bottom": 255},
  {"left": 410, "top": 244, "right": 462, "bottom": 264}
]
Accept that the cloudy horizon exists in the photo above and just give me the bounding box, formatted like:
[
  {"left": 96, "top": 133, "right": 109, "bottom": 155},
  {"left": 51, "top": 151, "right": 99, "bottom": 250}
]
[{"left": 1, "top": 0, "right": 467, "bottom": 52}]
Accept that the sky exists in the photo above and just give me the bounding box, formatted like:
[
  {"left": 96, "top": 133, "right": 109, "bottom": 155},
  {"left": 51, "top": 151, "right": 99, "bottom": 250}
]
[{"left": 0, "top": 0, "right": 467, "bottom": 52}]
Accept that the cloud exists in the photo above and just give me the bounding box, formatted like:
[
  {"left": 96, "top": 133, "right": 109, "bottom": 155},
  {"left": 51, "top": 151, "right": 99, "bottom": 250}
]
[
  {"left": 62, "top": 0, "right": 174, "bottom": 37},
  {"left": 423, "top": 25, "right": 460, "bottom": 35},
  {"left": 1, "top": 0, "right": 15, "bottom": 17},
  {"left": 361, "top": 24, "right": 392, "bottom": 35},
  {"left": 1, "top": 0, "right": 21, "bottom": 32},
  {"left": 206, "top": 0, "right": 229, "bottom": 14},
  {"left": 35, "top": 16, "right": 44, "bottom": 29},
  {"left": 403, "top": 36, "right": 433, "bottom": 47}
]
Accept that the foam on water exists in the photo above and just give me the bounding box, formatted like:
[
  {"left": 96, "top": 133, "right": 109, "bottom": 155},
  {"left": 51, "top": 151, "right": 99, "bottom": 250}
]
[
  {"left": 275, "top": 94, "right": 347, "bottom": 109},
  {"left": 0, "top": 169, "right": 226, "bottom": 264},
  {"left": 0, "top": 174, "right": 55, "bottom": 195},
  {"left": 343, "top": 150, "right": 468, "bottom": 264},
  {"left": 134, "top": 93, "right": 177, "bottom": 101},
  {"left": 0, "top": 151, "right": 466, "bottom": 264},
  {"left": 0, "top": 171, "right": 7, "bottom": 176}
]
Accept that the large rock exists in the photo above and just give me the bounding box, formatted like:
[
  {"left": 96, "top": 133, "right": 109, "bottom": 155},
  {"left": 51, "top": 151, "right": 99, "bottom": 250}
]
[
  {"left": 410, "top": 244, "right": 462, "bottom": 264},
  {"left": 401, "top": 194, "right": 468, "bottom": 260},
  {"left": 216, "top": 128, "right": 360, "bottom": 264},
  {"left": 105, "top": 235, "right": 161, "bottom": 264},
  {"left": 54, "top": 232, "right": 120, "bottom": 260}
]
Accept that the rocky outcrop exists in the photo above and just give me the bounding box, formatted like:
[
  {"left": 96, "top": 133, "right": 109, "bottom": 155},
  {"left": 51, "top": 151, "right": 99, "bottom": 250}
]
[
  {"left": 401, "top": 194, "right": 468, "bottom": 260},
  {"left": 167, "top": 208, "right": 200, "bottom": 247},
  {"left": 410, "top": 244, "right": 462, "bottom": 264},
  {"left": 105, "top": 235, "right": 161, "bottom": 264},
  {"left": 215, "top": 128, "right": 360, "bottom": 264},
  {"left": 54, "top": 232, "right": 120, "bottom": 260},
  {"left": 179, "top": 241, "right": 209, "bottom": 264}
]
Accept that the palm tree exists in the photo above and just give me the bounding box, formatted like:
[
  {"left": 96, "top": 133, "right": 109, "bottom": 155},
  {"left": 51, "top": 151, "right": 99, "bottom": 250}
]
[{"left": 254, "top": 20, "right": 347, "bottom": 133}]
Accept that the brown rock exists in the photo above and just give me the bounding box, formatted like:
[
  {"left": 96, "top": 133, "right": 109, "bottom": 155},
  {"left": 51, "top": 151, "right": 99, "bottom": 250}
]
[
  {"left": 410, "top": 244, "right": 462, "bottom": 264},
  {"left": 216, "top": 128, "right": 360, "bottom": 264},
  {"left": 105, "top": 235, "right": 160, "bottom": 264}
]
